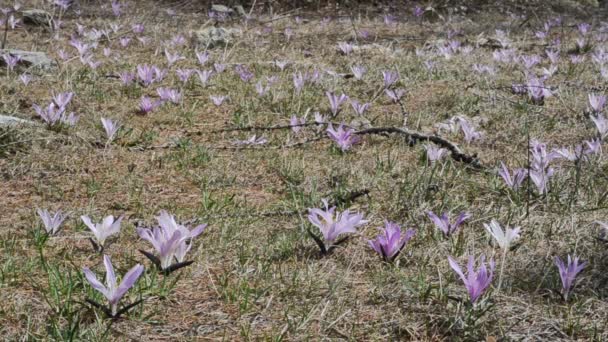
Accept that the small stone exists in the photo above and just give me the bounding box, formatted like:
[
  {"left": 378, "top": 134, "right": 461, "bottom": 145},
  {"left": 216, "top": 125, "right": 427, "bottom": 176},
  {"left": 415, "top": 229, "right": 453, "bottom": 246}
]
[
  {"left": 211, "top": 4, "right": 233, "bottom": 14},
  {"left": 0, "top": 115, "right": 35, "bottom": 127},
  {"left": 21, "top": 9, "right": 54, "bottom": 29},
  {"left": 192, "top": 27, "right": 242, "bottom": 48}
]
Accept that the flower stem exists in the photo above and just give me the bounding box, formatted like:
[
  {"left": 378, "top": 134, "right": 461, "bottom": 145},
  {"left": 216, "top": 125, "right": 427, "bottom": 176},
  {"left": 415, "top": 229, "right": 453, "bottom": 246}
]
[{"left": 497, "top": 248, "right": 507, "bottom": 295}]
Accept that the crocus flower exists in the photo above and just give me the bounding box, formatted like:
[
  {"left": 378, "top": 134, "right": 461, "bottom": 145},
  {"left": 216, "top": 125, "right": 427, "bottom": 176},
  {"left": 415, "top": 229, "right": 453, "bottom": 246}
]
[
  {"left": 136, "top": 64, "right": 156, "bottom": 86},
  {"left": 118, "top": 71, "right": 135, "bottom": 85},
  {"left": 350, "top": 65, "right": 366, "bottom": 80},
  {"left": 83, "top": 255, "right": 144, "bottom": 317},
  {"left": 33, "top": 103, "right": 64, "bottom": 126},
  {"left": 111, "top": 1, "right": 122, "bottom": 16},
  {"left": 448, "top": 255, "right": 495, "bottom": 303},
  {"left": 588, "top": 93, "right": 606, "bottom": 113},
  {"left": 235, "top": 64, "right": 253, "bottom": 82},
  {"left": 19, "top": 73, "right": 32, "bottom": 85},
  {"left": 591, "top": 114, "right": 608, "bottom": 139},
  {"left": 81, "top": 215, "right": 123, "bottom": 249},
  {"left": 210, "top": 95, "right": 227, "bottom": 106},
  {"left": 350, "top": 100, "right": 370, "bottom": 116},
  {"left": 156, "top": 87, "right": 181, "bottom": 104},
  {"left": 457, "top": 117, "right": 482, "bottom": 143},
  {"left": 382, "top": 70, "right": 399, "bottom": 88},
  {"left": 307, "top": 199, "right": 367, "bottom": 253},
  {"left": 385, "top": 88, "right": 405, "bottom": 103},
  {"left": 290, "top": 115, "right": 305, "bottom": 133},
  {"left": 413, "top": 6, "right": 424, "bottom": 17},
  {"left": 3, "top": 54, "right": 21, "bottom": 71},
  {"left": 214, "top": 63, "right": 226, "bottom": 73},
  {"left": 139, "top": 96, "right": 160, "bottom": 114},
  {"left": 327, "top": 123, "right": 360, "bottom": 152},
  {"left": 484, "top": 220, "right": 520, "bottom": 250},
  {"left": 427, "top": 211, "right": 470, "bottom": 237},
  {"left": 195, "top": 50, "right": 209, "bottom": 65},
  {"left": 164, "top": 49, "right": 184, "bottom": 66},
  {"left": 176, "top": 68, "right": 194, "bottom": 83},
  {"left": 498, "top": 162, "right": 527, "bottom": 190},
  {"left": 338, "top": 42, "right": 354, "bottom": 55},
  {"left": 274, "top": 60, "right": 289, "bottom": 71},
  {"left": 368, "top": 221, "right": 415, "bottom": 262},
  {"left": 577, "top": 23, "right": 591, "bottom": 35},
  {"left": 52, "top": 92, "right": 74, "bottom": 109},
  {"left": 554, "top": 255, "right": 587, "bottom": 301},
  {"left": 293, "top": 72, "right": 305, "bottom": 93},
  {"left": 425, "top": 144, "right": 448, "bottom": 162},
  {"left": 37, "top": 209, "right": 67, "bottom": 235},
  {"left": 101, "top": 118, "right": 120, "bottom": 142},
  {"left": 326, "top": 92, "right": 348, "bottom": 116},
  {"left": 196, "top": 69, "right": 214, "bottom": 86},
  {"left": 119, "top": 37, "right": 131, "bottom": 47}
]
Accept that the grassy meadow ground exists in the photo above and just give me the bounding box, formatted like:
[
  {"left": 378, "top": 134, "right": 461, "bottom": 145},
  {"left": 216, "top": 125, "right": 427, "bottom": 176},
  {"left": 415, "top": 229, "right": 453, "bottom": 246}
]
[{"left": 1, "top": 0, "right": 608, "bottom": 340}]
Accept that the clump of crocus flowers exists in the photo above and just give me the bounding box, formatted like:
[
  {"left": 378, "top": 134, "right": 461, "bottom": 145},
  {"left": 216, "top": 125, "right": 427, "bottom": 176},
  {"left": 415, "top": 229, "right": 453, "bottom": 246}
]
[
  {"left": 307, "top": 199, "right": 367, "bottom": 254},
  {"left": 368, "top": 221, "right": 415, "bottom": 262},
  {"left": 448, "top": 254, "right": 495, "bottom": 303}
]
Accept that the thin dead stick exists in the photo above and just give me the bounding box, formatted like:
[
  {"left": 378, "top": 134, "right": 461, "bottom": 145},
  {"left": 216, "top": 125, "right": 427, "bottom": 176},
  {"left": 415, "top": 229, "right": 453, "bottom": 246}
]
[{"left": 355, "top": 127, "right": 483, "bottom": 169}]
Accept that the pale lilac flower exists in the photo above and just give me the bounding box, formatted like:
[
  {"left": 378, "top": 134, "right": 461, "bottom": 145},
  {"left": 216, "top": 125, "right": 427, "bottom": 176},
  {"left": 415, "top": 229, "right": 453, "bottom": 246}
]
[
  {"left": 588, "top": 93, "right": 606, "bottom": 113},
  {"left": 233, "top": 135, "right": 268, "bottom": 146},
  {"left": 210, "top": 95, "right": 227, "bottom": 106},
  {"left": 338, "top": 42, "right": 354, "bottom": 55},
  {"left": 484, "top": 220, "right": 521, "bottom": 250},
  {"left": 37, "top": 209, "right": 67, "bottom": 235},
  {"left": 33, "top": 103, "right": 64, "bottom": 126},
  {"left": 290, "top": 115, "right": 306, "bottom": 133},
  {"left": 576, "top": 38, "right": 587, "bottom": 51},
  {"left": 307, "top": 199, "right": 367, "bottom": 252},
  {"left": 119, "top": 37, "right": 131, "bottom": 48},
  {"left": 131, "top": 23, "right": 144, "bottom": 34},
  {"left": 359, "top": 29, "right": 371, "bottom": 39},
  {"left": 69, "top": 39, "right": 90, "bottom": 56},
  {"left": 577, "top": 23, "right": 591, "bottom": 35},
  {"left": 83, "top": 255, "right": 144, "bottom": 316},
  {"left": 139, "top": 96, "right": 160, "bottom": 114},
  {"left": 275, "top": 60, "right": 289, "bottom": 71},
  {"left": 156, "top": 87, "right": 181, "bottom": 104},
  {"left": 2, "top": 53, "right": 20, "bottom": 70},
  {"left": 196, "top": 69, "right": 214, "bottom": 86},
  {"left": 350, "top": 65, "right": 366, "bottom": 80},
  {"left": 111, "top": 1, "right": 122, "bottom": 16},
  {"left": 118, "top": 71, "right": 135, "bottom": 85},
  {"left": 58, "top": 49, "right": 70, "bottom": 61},
  {"left": 255, "top": 81, "right": 269, "bottom": 97},
  {"left": 326, "top": 92, "right": 348, "bottom": 116},
  {"left": 61, "top": 112, "right": 79, "bottom": 126},
  {"left": 53, "top": 0, "right": 71, "bottom": 10},
  {"left": 81, "top": 215, "right": 123, "bottom": 248},
  {"left": 457, "top": 117, "right": 482, "bottom": 143},
  {"left": 570, "top": 55, "right": 584, "bottom": 64},
  {"left": 427, "top": 211, "right": 470, "bottom": 237},
  {"left": 425, "top": 144, "right": 448, "bottom": 162},
  {"left": 19, "top": 73, "right": 32, "bottom": 85},
  {"left": 546, "top": 49, "right": 560, "bottom": 64},
  {"left": 293, "top": 72, "right": 305, "bottom": 93},
  {"left": 529, "top": 168, "right": 554, "bottom": 194},
  {"left": 164, "top": 49, "right": 184, "bottom": 66},
  {"left": 103, "top": 48, "right": 112, "bottom": 57},
  {"left": 368, "top": 221, "right": 415, "bottom": 262},
  {"left": 448, "top": 255, "right": 495, "bottom": 303},
  {"left": 413, "top": 6, "right": 424, "bottom": 17},
  {"left": 136, "top": 36, "right": 150, "bottom": 46},
  {"left": 136, "top": 64, "right": 156, "bottom": 86},
  {"left": 583, "top": 139, "right": 602, "bottom": 155},
  {"left": 52, "top": 92, "right": 74, "bottom": 109},
  {"left": 590, "top": 114, "right": 608, "bottom": 139},
  {"left": 521, "top": 54, "right": 541, "bottom": 69},
  {"left": 499, "top": 162, "right": 527, "bottom": 190},
  {"left": 214, "top": 63, "right": 226, "bottom": 73},
  {"left": 542, "top": 65, "right": 558, "bottom": 77},
  {"left": 526, "top": 76, "right": 552, "bottom": 103},
  {"left": 535, "top": 31, "right": 547, "bottom": 40},
  {"left": 235, "top": 64, "right": 253, "bottom": 82},
  {"left": 382, "top": 70, "right": 399, "bottom": 88},
  {"left": 176, "top": 68, "right": 194, "bottom": 83},
  {"left": 195, "top": 50, "right": 209, "bottom": 65},
  {"left": 384, "top": 88, "right": 405, "bottom": 103},
  {"left": 383, "top": 14, "right": 396, "bottom": 26},
  {"left": 554, "top": 255, "right": 587, "bottom": 301},
  {"left": 170, "top": 34, "right": 186, "bottom": 46},
  {"left": 314, "top": 112, "right": 326, "bottom": 124},
  {"left": 350, "top": 100, "right": 370, "bottom": 116},
  {"left": 327, "top": 123, "right": 360, "bottom": 152},
  {"left": 101, "top": 118, "right": 119, "bottom": 142}
]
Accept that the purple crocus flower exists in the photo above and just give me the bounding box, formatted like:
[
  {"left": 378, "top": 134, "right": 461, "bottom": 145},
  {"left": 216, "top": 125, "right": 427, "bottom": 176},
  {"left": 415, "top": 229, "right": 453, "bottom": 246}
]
[
  {"left": 338, "top": 42, "right": 354, "bottom": 55},
  {"left": 118, "top": 71, "right": 135, "bottom": 85},
  {"left": 554, "top": 255, "right": 587, "bottom": 301},
  {"left": 588, "top": 93, "right": 606, "bottom": 113},
  {"left": 235, "top": 64, "right": 254, "bottom": 82},
  {"left": 196, "top": 69, "right": 214, "bottom": 86},
  {"left": 274, "top": 60, "right": 289, "bottom": 71},
  {"left": 52, "top": 92, "right": 74, "bottom": 109},
  {"left": 3, "top": 54, "right": 21, "bottom": 71},
  {"left": 425, "top": 144, "right": 449, "bottom": 162},
  {"left": 195, "top": 50, "right": 209, "bottom": 65},
  {"left": 350, "top": 100, "right": 370, "bottom": 116},
  {"left": 327, "top": 123, "right": 360, "bottom": 152},
  {"left": 583, "top": 138, "right": 602, "bottom": 155},
  {"left": 499, "top": 162, "right": 527, "bottom": 190},
  {"left": 368, "top": 221, "right": 415, "bottom": 262},
  {"left": 210, "top": 95, "right": 227, "bottom": 106},
  {"left": 255, "top": 81, "right": 269, "bottom": 97},
  {"left": 214, "top": 63, "right": 227, "bottom": 73},
  {"left": 119, "top": 37, "right": 131, "bottom": 48},
  {"left": 19, "top": 73, "right": 32, "bottom": 85},
  {"left": 176, "top": 68, "right": 195, "bottom": 83},
  {"left": 448, "top": 255, "right": 495, "bottom": 303},
  {"left": 156, "top": 87, "right": 181, "bottom": 104},
  {"left": 326, "top": 92, "right": 348, "bottom": 116},
  {"left": 307, "top": 199, "right": 367, "bottom": 253},
  {"left": 111, "top": 1, "right": 122, "bottom": 16},
  {"left": 81, "top": 215, "right": 123, "bottom": 248},
  {"left": 101, "top": 118, "right": 120, "bottom": 142},
  {"left": 164, "top": 49, "right": 184, "bottom": 66},
  {"left": 427, "top": 211, "right": 470, "bottom": 237},
  {"left": 382, "top": 70, "right": 399, "bottom": 88},
  {"left": 293, "top": 72, "right": 305, "bottom": 93},
  {"left": 37, "top": 209, "right": 67, "bottom": 235},
  {"left": 83, "top": 255, "right": 144, "bottom": 316},
  {"left": 136, "top": 64, "right": 156, "bottom": 87},
  {"left": 139, "top": 96, "right": 160, "bottom": 114},
  {"left": 350, "top": 65, "right": 366, "bottom": 80},
  {"left": 290, "top": 114, "right": 306, "bottom": 133},
  {"left": 385, "top": 88, "right": 405, "bottom": 103},
  {"left": 33, "top": 103, "right": 64, "bottom": 126},
  {"left": 457, "top": 117, "right": 482, "bottom": 143},
  {"left": 132, "top": 23, "right": 144, "bottom": 34},
  {"left": 591, "top": 114, "right": 608, "bottom": 139},
  {"left": 413, "top": 6, "right": 424, "bottom": 17},
  {"left": 577, "top": 23, "right": 591, "bottom": 35}
]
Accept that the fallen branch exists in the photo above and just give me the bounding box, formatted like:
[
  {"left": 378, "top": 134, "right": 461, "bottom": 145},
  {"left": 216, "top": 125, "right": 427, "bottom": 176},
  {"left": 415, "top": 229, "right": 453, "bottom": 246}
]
[{"left": 355, "top": 127, "right": 483, "bottom": 169}]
